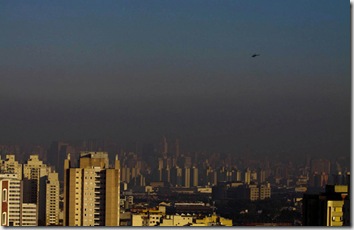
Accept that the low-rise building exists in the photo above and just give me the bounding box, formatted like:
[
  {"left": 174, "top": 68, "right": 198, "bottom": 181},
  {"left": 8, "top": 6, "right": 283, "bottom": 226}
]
[{"left": 131, "top": 204, "right": 232, "bottom": 227}]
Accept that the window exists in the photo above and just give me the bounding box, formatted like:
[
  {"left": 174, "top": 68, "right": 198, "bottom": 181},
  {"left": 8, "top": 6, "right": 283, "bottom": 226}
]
[
  {"left": 2, "top": 212, "right": 6, "bottom": 226},
  {"left": 2, "top": 189, "right": 7, "bottom": 202}
]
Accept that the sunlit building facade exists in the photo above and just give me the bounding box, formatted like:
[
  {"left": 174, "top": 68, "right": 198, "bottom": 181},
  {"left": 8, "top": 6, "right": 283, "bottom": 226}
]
[{"left": 63, "top": 152, "right": 120, "bottom": 226}]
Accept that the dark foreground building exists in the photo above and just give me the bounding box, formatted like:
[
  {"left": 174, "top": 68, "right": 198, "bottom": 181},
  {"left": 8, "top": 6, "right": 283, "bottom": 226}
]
[{"left": 302, "top": 185, "right": 349, "bottom": 226}]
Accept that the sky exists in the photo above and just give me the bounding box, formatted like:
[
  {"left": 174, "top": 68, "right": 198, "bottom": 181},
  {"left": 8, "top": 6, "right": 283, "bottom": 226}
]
[{"left": 0, "top": 0, "right": 350, "bottom": 160}]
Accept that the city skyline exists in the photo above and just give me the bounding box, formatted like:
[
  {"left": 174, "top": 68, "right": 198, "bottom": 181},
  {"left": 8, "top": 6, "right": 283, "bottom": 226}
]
[
  {"left": 0, "top": 1, "right": 350, "bottom": 161},
  {"left": 0, "top": 146, "right": 350, "bottom": 226}
]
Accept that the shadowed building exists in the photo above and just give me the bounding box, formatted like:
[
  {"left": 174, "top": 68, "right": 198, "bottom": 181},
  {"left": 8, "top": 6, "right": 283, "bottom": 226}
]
[
  {"left": 302, "top": 185, "right": 349, "bottom": 226},
  {"left": 22, "top": 155, "right": 51, "bottom": 225},
  {"left": 48, "top": 142, "right": 67, "bottom": 181}
]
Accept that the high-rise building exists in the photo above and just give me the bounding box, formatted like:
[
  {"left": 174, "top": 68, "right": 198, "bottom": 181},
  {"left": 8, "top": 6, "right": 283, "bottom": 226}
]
[
  {"left": 0, "top": 176, "right": 21, "bottom": 226},
  {"left": 310, "top": 159, "right": 331, "bottom": 175},
  {"left": 182, "top": 167, "right": 198, "bottom": 188},
  {"left": 191, "top": 167, "right": 198, "bottom": 187},
  {"left": 176, "top": 167, "right": 183, "bottom": 186},
  {"left": 184, "top": 156, "right": 192, "bottom": 168},
  {"left": 235, "top": 170, "right": 242, "bottom": 182},
  {"left": 22, "top": 155, "right": 51, "bottom": 225},
  {"left": 48, "top": 141, "right": 72, "bottom": 182},
  {"left": 244, "top": 168, "right": 251, "bottom": 185},
  {"left": 183, "top": 167, "right": 191, "bottom": 188},
  {"left": 23, "top": 155, "right": 49, "bottom": 182},
  {"left": 309, "top": 159, "right": 331, "bottom": 188},
  {"left": 257, "top": 169, "right": 266, "bottom": 184},
  {"left": 161, "top": 136, "right": 168, "bottom": 157},
  {"left": 63, "top": 152, "right": 120, "bottom": 226},
  {"left": 44, "top": 172, "right": 60, "bottom": 226},
  {"left": 0, "top": 176, "right": 38, "bottom": 226},
  {"left": 175, "top": 139, "right": 180, "bottom": 158},
  {"left": 0, "top": 155, "right": 22, "bottom": 180}
]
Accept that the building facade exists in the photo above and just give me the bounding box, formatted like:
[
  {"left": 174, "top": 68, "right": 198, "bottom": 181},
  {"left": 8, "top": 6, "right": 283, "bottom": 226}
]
[
  {"left": 0, "top": 177, "right": 38, "bottom": 226},
  {"left": 45, "top": 172, "right": 60, "bottom": 225},
  {"left": 0, "top": 155, "right": 22, "bottom": 180},
  {"left": 63, "top": 152, "right": 120, "bottom": 226}
]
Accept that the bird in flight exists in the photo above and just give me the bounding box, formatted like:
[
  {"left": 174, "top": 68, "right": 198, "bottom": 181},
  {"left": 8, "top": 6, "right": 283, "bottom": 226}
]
[{"left": 251, "top": 54, "right": 260, "bottom": 58}]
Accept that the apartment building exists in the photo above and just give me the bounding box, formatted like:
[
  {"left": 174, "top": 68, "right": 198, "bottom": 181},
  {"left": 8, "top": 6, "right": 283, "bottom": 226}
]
[
  {"left": 63, "top": 152, "right": 120, "bottom": 226},
  {"left": 0, "top": 155, "right": 22, "bottom": 180}
]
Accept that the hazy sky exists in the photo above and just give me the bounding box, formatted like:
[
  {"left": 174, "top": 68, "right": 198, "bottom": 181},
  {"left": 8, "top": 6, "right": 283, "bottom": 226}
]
[{"left": 0, "top": 0, "right": 350, "bottom": 159}]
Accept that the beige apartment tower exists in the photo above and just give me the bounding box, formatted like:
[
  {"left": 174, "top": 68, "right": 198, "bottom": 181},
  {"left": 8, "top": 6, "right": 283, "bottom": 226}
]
[
  {"left": 22, "top": 155, "right": 51, "bottom": 225},
  {"left": 0, "top": 155, "right": 22, "bottom": 180},
  {"left": 63, "top": 152, "right": 120, "bottom": 226},
  {"left": 45, "top": 172, "right": 60, "bottom": 225}
]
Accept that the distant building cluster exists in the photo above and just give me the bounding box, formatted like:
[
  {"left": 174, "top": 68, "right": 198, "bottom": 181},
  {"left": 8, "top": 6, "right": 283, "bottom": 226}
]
[
  {"left": 0, "top": 137, "right": 350, "bottom": 226},
  {"left": 212, "top": 181, "right": 271, "bottom": 201}
]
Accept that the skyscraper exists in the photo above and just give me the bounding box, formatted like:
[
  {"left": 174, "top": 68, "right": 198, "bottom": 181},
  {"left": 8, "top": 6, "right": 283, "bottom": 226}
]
[
  {"left": 63, "top": 152, "right": 120, "bottom": 226},
  {"left": 175, "top": 139, "right": 180, "bottom": 158},
  {"left": 22, "top": 155, "right": 51, "bottom": 225},
  {"left": 161, "top": 136, "right": 168, "bottom": 158},
  {"left": 44, "top": 172, "right": 60, "bottom": 226},
  {"left": 48, "top": 141, "right": 71, "bottom": 182}
]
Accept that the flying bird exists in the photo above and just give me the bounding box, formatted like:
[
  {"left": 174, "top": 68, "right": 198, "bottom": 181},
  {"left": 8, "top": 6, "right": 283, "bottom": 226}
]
[{"left": 251, "top": 54, "right": 260, "bottom": 58}]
